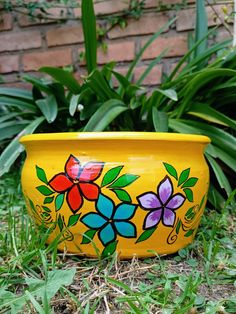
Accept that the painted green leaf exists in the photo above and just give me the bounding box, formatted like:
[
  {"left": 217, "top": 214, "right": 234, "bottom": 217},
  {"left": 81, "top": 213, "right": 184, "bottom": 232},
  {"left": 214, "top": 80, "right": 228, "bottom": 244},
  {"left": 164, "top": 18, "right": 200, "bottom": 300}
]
[
  {"left": 36, "top": 165, "right": 48, "bottom": 184},
  {"left": 68, "top": 214, "right": 81, "bottom": 227},
  {"left": 185, "top": 206, "right": 194, "bottom": 218},
  {"left": 81, "top": 229, "right": 97, "bottom": 244},
  {"left": 36, "top": 185, "right": 54, "bottom": 196},
  {"left": 182, "top": 177, "right": 198, "bottom": 188},
  {"left": 41, "top": 212, "right": 51, "bottom": 219},
  {"left": 42, "top": 206, "right": 51, "bottom": 213},
  {"left": 163, "top": 163, "right": 178, "bottom": 180},
  {"left": 101, "top": 166, "right": 123, "bottom": 187},
  {"left": 108, "top": 174, "right": 139, "bottom": 189},
  {"left": 136, "top": 227, "right": 156, "bottom": 243},
  {"left": 44, "top": 196, "right": 54, "bottom": 204},
  {"left": 176, "top": 220, "right": 182, "bottom": 234},
  {"left": 57, "top": 214, "right": 64, "bottom": 232},
  {"left": 178, "top": 168, "right": 190, "bottom": 186},
  {"left": 183, "top": 188, "right": 194, "bottom": 202},
  {"left": 199, "top": 194, "right": 206, "bottom": 210},
  {"left": 184, "top": 229, "right": 195, "bottom": 237},
  {"left": 101, "top": 240, "right": 118, "bottom": 258},
  {"left": 55, "top": 194, "right": 65, "bottom": 211},
  {"left": 112, "top": 189, "right": 131, "bottom": 202}
]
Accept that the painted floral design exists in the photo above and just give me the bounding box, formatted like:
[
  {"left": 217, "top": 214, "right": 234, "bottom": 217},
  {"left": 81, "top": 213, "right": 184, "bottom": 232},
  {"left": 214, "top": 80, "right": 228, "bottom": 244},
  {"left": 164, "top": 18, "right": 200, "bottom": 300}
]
[
  {"left": 48, "top": 155, "right": 104, "bottom": 213},
  {"left": 81, "top": 194, "right": 137, "bottom": 246},
  {"left": 137, "top": 176, "right": 186, "bottom": 229}
]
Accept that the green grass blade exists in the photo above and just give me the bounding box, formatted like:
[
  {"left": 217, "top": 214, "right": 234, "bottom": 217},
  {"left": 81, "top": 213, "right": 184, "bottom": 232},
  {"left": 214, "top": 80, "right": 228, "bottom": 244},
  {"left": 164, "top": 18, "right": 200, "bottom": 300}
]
[
  {"left": 81, "top": 0, "right": 97, "bottom": 73},
  {"left": 36, "top": 94, "right": 58, "bottom": 123},
  {"left": 0, "top": 87, "right": 33, "bottom": 101}
]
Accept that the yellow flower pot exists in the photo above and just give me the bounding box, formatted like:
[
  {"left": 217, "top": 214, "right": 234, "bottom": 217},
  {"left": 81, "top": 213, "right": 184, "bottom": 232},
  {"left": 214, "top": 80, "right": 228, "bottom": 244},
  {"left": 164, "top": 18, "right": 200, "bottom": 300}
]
[{"left": 20, "top": 132, "right": 210, "bottom": 258}]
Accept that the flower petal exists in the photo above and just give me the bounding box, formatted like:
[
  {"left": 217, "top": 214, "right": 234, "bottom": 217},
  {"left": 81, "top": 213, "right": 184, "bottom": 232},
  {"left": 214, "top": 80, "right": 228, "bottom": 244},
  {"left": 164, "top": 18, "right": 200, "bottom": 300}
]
[
  {"left": 166, "top": 193, "right": 186, "bottom": 210},
  {"left": 49, "top": 173, "right": 73, "bottom": 192},
  {"left": 66, "top": 185, "right": 83, "bottom": 213},
  {"left": 158, "top": 176, "right": 173, "bottom": 205},
  {"left": 114, "top": 221, "right": 136, "bottom": 238},
  {"left": 81, "top": 213, "right": 107, "bottom": 229},
  {"left": 96, "top": 194, "right": 114, "bottom": 219},
  {"left": 98, "top": 223, "right": 115, "bottom": 245},
  {"left": 144, "top": 209, "right": 162, "bottom": 229},
  {"left": 137, "top": 192, "right": 161, "bottom": 209},
  {"left": 79, "top": 162, "right": 104, "bottom": 182},
  {"left": 163, "top": 208, "right": 176, "bottom": 227},
  {"left": 65, "top": 155, "right": 81, "bottom": 180},
  {"left": 113, "top": 204, "right": 137, "bottom": 220},
  {"left": 79, "top": 182, "right": 99, "bottom": 201}
]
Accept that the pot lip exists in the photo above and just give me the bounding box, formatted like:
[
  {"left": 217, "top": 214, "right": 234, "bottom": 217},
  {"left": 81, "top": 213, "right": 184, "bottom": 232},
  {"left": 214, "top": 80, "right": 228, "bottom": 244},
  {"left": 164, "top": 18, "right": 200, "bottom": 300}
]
[{"left": 20, "top": 132, "right": 211, "bottom": 144}]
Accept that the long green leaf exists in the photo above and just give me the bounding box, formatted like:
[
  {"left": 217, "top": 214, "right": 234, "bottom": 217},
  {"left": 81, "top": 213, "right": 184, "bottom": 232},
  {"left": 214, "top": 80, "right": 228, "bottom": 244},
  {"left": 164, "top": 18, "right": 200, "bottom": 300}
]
[
  {"left": 152, "top": 107, "right": 168, "bottom": 132},
  {"left": 83, "top": 99, "right": 128, "bottom": 131},
  {"left": 187, "top": 103, "right": 236, "bottom": 130},
  {"left": 169, "top": 119, "right": 236, "bottom": 158},
  {"left": 87, "top": 69, "right": 119, "bottom": 101},
  {"left": 36, "top": 94, "right": 58, "bottom": 123},
  {"left": 81, "top": 0, "right": 97, "bottom": 73},
  {"left": 126, "top": 17, "right": 176, "bottom": 80},
  {"left": 177, "top": 68, "right": 236, "bottom": 117},
  {"left": 0, "top": 124, "right": 28, "bottom": 141},
  {"left": 206, "top": 144, "right": 236, "bottom": 172},
  {"left": 39, "top": 67, "right": 81, "bottom": 94},
  {"left": 136, "top": 50, "right": 167, "bottom": 85},
  {"left": 206, "top": 154, "right": 232, "bottom": 197},
  {"left": 194, "top": 0, "right": 208, "bottom": 58},
  {"left": 0, "top": 117, "right": 45, "bottom": 176},
  {"left": 0, "top": 87, "right": 33, "bottom": 101},
  {"left": 0, "top": 96, "right": 37, "bottom": 112}
]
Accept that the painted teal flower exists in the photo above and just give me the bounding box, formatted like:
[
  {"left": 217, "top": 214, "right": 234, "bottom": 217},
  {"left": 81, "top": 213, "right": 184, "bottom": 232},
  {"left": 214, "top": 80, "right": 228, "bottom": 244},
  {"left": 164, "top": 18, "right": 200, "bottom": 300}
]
[{"left": 81, "top": 194, "right": 137, "bottom": 246}]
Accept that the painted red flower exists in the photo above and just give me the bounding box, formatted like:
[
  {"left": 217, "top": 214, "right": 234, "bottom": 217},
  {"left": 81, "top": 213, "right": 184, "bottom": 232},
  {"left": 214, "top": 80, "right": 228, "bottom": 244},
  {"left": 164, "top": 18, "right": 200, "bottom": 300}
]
[{"left": 49, "top": 155, "right": 104, "bottom": 213}]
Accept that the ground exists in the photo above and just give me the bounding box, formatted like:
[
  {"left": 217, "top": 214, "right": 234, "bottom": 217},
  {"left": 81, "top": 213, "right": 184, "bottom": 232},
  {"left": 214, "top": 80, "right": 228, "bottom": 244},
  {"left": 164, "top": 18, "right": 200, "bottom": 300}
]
[{"left": 0, "top": 172, "right": 235, "bottom": 314}]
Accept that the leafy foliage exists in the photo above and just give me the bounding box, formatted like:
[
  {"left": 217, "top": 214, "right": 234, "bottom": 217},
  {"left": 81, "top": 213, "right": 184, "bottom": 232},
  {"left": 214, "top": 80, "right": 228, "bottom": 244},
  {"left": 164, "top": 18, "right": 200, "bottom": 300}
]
[{"left": 0, "top": 0, "right": 235, "bottom": 209}]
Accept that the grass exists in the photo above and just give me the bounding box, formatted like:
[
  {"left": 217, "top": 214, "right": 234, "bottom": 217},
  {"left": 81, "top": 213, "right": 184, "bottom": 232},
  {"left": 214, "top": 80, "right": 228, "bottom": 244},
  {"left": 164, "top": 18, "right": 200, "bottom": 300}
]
[{"left": 0, "top": 172, "right": 235, "bottom": 314}]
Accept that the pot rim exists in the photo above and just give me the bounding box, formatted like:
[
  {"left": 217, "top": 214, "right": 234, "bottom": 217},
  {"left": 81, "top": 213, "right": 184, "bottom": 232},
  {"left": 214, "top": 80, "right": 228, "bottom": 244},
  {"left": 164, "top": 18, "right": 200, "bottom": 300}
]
[{"left": 20, "top": 132, "right": 211, "bottom": 144}]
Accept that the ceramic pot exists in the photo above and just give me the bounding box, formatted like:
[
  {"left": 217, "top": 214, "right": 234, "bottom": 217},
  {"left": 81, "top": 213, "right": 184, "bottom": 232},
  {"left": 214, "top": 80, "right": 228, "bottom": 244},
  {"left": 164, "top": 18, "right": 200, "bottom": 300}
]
[{"left": 20, "top": 132, "right": 210, "bottom": 258}]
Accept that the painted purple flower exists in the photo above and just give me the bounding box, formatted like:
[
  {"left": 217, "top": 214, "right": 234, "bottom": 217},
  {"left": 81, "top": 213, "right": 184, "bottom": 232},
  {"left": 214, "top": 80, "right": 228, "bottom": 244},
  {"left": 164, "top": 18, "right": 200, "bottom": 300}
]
[{"left": 137, "top": 176, "right": 186, "bottom": 229}]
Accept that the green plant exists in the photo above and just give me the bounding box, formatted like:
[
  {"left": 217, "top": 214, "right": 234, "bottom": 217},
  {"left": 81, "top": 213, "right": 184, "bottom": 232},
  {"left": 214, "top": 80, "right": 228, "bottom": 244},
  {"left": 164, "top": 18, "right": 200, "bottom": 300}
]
[{"left": 0, "top": 0, "right": 235, "bottom": 210}]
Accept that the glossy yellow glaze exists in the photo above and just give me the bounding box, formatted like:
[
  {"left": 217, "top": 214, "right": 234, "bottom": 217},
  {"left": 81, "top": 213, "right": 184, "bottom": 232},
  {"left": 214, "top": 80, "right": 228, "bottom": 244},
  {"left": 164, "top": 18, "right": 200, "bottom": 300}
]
[{"left": 20, "top": 132, "right": 210, "bottom": 258}]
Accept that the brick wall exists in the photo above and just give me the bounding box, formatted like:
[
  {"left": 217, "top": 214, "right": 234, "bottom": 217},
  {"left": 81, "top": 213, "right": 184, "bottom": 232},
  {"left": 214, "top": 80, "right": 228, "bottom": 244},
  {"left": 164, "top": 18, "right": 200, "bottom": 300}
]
[{"left": 0, "top": 0, "right": 233, "bottom": 88}]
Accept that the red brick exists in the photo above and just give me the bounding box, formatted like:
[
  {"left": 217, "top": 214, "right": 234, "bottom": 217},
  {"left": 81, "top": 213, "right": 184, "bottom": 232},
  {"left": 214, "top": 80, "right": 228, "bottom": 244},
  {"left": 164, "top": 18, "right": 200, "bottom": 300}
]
[
  {"left": 18, "top": 8, "right": 69, "bottom": 27},
  {"left": 97, "top": 41, "right": 135, "bottom": 64},
  {"left": 133, "top": 64, "right": 163, "bottom": 85},
  {"left": 23, "top": 49, "right": 72, "bottom": 71},
  {"left": 176, "top": 4, "right": 233, "bottom": 31},
  {"left": 46, "top": 25, "right": 84, "bottom": 47},
  {"left": 108, "top": 14, "right": 169, "bottom": 39},
  {"left": 0, "top": 12, "right": 13, "bottom": 31},
  {"left": 0, "top": 55, "right": 19, "bottom": 73},
  {"left": 142, "top": 35, "right": 188, "bottom": 59},
  {"left": 0, "top": 31, "right": 41, "bottom": 52},
  {"left": 95, "top": 0, "right": 128, "bottom": 15}
]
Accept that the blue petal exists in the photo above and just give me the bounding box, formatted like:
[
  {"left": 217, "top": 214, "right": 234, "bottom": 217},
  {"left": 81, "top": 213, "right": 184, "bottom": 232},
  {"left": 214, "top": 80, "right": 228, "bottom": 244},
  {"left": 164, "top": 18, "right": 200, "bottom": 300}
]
[
  {"left": 96, "top": 194, "right": 114, "bottom": 219},
  {"left": 113, "top": 203, "right": 137, "bottom": 220},
  {"left": 81, "top": 213, "right": 106, "bottom": 229},
  {"left": 98, "top": 223, "right": 115, "bottom": 245},
  {"left": 114, "top": 221, "right": 136, "bottom": 238}
]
